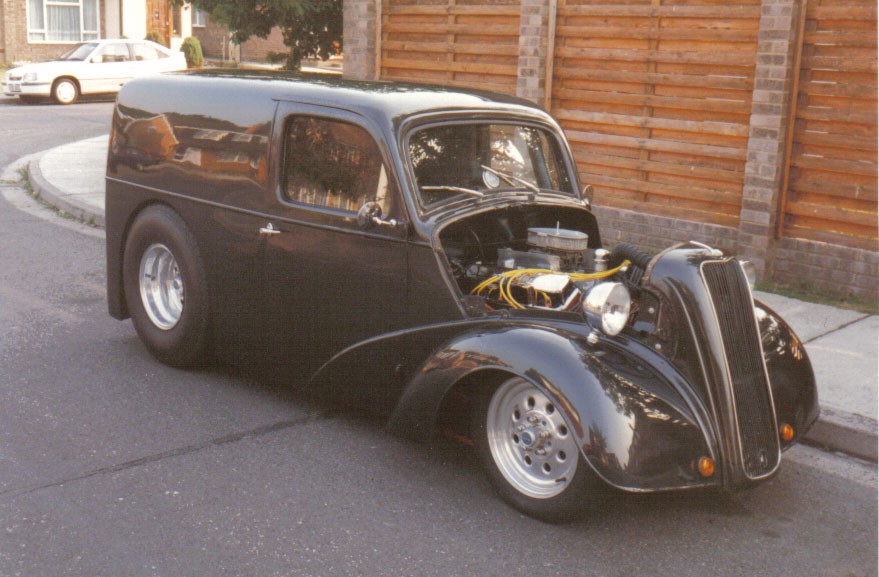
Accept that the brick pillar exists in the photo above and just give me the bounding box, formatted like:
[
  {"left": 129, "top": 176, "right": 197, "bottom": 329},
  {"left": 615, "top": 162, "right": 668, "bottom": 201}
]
[
  {"left": 517, "top": 0, "right": 553, "bottom": 104},
  {"left": 342, "top": 0, "right": 377, "bottom": 80},
  {"left": 739, "top": 0, "right": 803, "bottom": 279}
]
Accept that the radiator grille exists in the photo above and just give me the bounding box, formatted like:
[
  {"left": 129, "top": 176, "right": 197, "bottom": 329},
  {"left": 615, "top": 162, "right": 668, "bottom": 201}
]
[{"left": 702, "top": 260, "right": 779, "bottom": 478}]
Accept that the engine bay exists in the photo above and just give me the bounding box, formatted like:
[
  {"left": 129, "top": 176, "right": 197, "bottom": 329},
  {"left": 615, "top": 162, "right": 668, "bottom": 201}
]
[{"left": 439, "top": 206, "right": 636, "bottom": 314}]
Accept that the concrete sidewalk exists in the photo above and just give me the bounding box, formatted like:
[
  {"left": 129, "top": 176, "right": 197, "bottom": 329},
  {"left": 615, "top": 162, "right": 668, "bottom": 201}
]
[{"left": 23, "top": 136, "right": 879, "bottom": 462}]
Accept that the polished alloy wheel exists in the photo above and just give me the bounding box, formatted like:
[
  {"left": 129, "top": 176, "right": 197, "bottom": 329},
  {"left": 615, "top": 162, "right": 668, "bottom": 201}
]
[
  {"left": 486, "top": 378, "right": 579, "bottom": 499},
  {"left": 139, "top": 243, "right": 184, "bottom": 330}
]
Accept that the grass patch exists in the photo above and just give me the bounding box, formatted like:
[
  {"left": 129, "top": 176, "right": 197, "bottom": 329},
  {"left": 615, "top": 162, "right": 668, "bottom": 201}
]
[
  {"left": 756, "top": 280, "right": 878, "bottom": 315},
  {"left": 16, "top": 165, "right": 99, "bottom": 228}
]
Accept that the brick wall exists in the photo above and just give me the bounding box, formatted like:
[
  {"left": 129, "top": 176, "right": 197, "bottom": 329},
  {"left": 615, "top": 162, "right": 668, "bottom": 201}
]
[
  {"left": 342, "top": 0, "right": 375, "bottom": 80},
  {"left": 193, "top": 16, "right": 286, "bottom": 63},
  {"left": 1, "top": 0, "right": 108, "bottom": 65},
  {"left": 1, "top": 0, "right": 74, "bottom": 64}
]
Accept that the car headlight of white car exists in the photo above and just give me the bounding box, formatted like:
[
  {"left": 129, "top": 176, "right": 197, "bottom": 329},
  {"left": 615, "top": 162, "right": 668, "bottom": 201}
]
[{"left": 22, "top": 72, "right": 39, "bottom": 82}]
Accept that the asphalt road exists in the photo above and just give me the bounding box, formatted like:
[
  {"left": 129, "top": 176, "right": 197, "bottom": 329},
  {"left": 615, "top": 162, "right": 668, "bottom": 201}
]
[{"left": 0, "top": 97, "right": 877, "bottom": 577}]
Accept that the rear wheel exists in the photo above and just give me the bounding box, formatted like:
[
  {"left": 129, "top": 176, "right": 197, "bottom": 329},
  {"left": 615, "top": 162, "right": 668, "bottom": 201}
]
[
  {"left": 472, "top": 376, "right": 600, "bottom": 522},
  {"left": 123, "top": 205, "right": 209, "bottom": 367},
  {"left": 51, "top": 78, "right": 79, "bottom": 105}
]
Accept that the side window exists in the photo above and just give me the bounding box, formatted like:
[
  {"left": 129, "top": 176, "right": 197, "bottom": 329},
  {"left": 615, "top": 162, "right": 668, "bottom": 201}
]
[
  {"left": 132, "top": 43, "right": 161, "bottom": 61},
  {"left": 96, "top": 43, "right": 130, "bottom": 63},
  {"left": 283, "top": 117, "right": 394, "bottom": 216}
]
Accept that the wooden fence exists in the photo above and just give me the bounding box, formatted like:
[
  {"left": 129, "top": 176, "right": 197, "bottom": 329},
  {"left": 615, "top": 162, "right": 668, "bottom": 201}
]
[
  {"left": 783, "top": 0, "right": 877, "bottom": 250},
  {"left": 379, "top": 0, "right": 521, "bottom": 93},
  {"left": 550, "top": 0, "right": 761, "bottom": 229},
  {"left": 375, "top": 0, "right": 877, "bottom": 252}
]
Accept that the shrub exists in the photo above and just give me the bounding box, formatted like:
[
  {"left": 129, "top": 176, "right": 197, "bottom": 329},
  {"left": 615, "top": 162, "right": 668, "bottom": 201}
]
[
  {"left": 145, "top": 31, "right": 165, "bottom": 46},
  {"left": 181, "top": 36, "right": 204, "bottom": 68}
]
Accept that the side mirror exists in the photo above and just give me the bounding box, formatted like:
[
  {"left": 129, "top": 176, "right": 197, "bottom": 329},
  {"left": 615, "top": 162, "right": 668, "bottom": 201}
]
[
  {"left": 581, "top": 184, "right": 593, "bottom": 209},
  {"left": 356, "top": 201, "right": 404, "bottom": 232}
]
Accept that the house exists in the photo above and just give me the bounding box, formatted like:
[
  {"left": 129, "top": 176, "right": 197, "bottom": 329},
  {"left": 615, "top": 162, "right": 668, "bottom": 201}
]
[
  {"left": 190, "top": 9, "right": 286, "bottom": 63},
  {"left": 1, "top": 0, "right": 193, "bottom": 65}
]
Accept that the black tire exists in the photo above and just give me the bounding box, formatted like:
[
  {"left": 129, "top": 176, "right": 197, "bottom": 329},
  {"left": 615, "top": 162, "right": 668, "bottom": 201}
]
[
  {"left": 123, "top": 205, "right": 209, "bottom": 368},
  {"left": 471, "top": 376, "right": 601, "bottom": 522},
  {"left": 51, "top": 77, "right": 79, "bottom": 105}
]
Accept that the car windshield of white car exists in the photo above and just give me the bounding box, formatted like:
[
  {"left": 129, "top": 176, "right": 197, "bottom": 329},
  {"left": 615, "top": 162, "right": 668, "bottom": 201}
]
[
  {"left": 62, "top": 43, "right": 99, "bottom": 61},
  {"left": 409, "top": 122, "right": 575, "bottom": 208}
]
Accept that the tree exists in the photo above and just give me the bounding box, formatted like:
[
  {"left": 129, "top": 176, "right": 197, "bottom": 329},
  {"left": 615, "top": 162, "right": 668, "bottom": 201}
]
[{"left": 185, "top": 0, "right": 341, "bottom": 71}]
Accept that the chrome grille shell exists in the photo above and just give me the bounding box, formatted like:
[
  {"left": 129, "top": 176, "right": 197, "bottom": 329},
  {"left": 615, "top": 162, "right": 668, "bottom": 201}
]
[{"left": 700, "top": 259, "right": 780, "bottom": 479}]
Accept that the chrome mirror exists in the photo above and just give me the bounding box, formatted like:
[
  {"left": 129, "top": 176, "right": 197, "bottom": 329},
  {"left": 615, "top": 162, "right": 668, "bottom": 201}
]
[{"left": 357, "top": 201, "right": 401, "bottom": 231}]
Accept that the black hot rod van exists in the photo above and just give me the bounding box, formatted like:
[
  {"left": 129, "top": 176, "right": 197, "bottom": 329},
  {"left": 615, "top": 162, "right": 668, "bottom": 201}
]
[{"left": 106, "top": 71, "right": 819, "bottom": 521}]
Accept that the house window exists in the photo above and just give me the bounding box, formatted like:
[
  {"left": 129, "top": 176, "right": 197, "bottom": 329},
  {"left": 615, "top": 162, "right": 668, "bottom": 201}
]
[
  {"left": 27, "top": 0, "right": 100, "bottom": 42},
  {"left": 192, "top": 8, "right": 207, "bottom": 27}
]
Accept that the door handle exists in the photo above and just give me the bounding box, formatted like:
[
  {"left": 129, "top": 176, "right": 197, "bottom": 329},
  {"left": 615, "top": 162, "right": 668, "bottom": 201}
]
[{"left": 259, "top": 222, "right": 281, "bottom": 236}]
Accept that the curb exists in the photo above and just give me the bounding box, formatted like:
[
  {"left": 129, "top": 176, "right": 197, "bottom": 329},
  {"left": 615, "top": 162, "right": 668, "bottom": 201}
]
[
  {"left": 804, "top": 407, "right": 877, "bottom": 463},
  {"left": 27, "top": 155, "right": 105, "bottom": 228}
]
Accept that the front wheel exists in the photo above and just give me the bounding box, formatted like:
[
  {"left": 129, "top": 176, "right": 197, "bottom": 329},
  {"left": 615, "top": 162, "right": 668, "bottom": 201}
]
[
  {"left": 51, "top": 78, "right": 79, "bottom": 105},
  {"left": 472, "top": 376, "right": 601, "bottom": 522},
  {"left": 123, "top": 205, "right": 210, "bottom": 368}
]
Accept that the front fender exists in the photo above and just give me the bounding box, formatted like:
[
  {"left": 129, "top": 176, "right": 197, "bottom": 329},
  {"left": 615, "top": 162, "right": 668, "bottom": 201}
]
[
  {"left": 755, "top": 300, "right": 820, "bottom": 448},
  {"left": 389, "top": 322, "right": 719, "bottom": 492}
]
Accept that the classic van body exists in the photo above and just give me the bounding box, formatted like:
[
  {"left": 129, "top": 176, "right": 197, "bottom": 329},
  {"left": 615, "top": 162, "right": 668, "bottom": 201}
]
[{"left": 106, "top": 71, "right": 819, "bottom": 521}]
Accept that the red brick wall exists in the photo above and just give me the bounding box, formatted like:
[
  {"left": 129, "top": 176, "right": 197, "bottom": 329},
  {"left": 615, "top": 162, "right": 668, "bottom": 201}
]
[
  {"left": 1, "top": 0, "right": 107, "bottom": 65},
  {"left": 192, "top": 16, "right": 286, "bottom": 62}
]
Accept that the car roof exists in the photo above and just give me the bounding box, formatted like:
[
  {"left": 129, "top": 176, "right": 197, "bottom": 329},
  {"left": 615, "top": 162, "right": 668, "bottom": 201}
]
[{"left": 161, "top": 70, "right": 548, "bottom": 124}]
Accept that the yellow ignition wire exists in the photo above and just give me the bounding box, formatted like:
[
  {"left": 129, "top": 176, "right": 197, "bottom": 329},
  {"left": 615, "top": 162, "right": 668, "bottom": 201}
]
[{"left": 471, "top": 260, "right": 631, "bottom": 309}]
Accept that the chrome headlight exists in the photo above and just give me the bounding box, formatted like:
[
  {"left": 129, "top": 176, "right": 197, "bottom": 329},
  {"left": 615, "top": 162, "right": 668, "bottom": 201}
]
[
  {"left": 582, "top": 282, "right": 631, "bottom": 337},
  {"left": 23, "top": 72, "right": 39, "bottom": 82}
]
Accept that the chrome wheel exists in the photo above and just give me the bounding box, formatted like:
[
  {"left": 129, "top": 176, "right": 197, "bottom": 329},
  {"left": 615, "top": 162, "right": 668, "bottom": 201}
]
[
  {"left": 486, "top": 377, "right": 579, "bottom": 499},
  {"left": 139, "top": 243, "right": 184, "bottom": 330}
]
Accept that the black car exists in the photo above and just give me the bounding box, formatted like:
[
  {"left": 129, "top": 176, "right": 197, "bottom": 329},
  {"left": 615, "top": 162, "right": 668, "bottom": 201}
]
[{"left": 105, "top": 71, "right": 819, "bottom": 521}]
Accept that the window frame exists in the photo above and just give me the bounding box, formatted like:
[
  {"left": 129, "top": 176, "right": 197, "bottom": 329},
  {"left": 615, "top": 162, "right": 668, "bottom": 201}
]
[
  {"left": 192, "top": 8, "right": 207, "bottom": 28},
  {"left": 403, "top": 116, "right": 580, "bottom": 216},
  {"left": 279, "top": 113, "right": 399, "bottom": 220},
  {"left": 26, "top": 0, "right": 101, "bottom": 44}
]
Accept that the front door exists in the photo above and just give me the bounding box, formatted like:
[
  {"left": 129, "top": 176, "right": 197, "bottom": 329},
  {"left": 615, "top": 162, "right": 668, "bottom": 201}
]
[{"left": 262, "top": 106, "right": 410, "bottom": 381}]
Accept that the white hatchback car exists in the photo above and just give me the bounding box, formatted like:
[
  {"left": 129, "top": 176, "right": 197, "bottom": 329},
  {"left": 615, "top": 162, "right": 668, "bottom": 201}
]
[{"left": 3, "top": 39, "right": 187, "bottom": 105}]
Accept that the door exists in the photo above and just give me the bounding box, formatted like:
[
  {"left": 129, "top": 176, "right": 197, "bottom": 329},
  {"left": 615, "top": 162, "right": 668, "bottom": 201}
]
[
  {"left": 83, "top": 42, "right": 135, "bottom": 93},
  {"left": 262, "top": 107, "right": 410, "bottom": 379}
]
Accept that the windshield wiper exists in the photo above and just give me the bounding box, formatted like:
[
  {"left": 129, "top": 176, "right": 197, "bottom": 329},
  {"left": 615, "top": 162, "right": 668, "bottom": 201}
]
[
  {"left": 480, "top": 165, "right": 539, "bottom": 193},
  {"left": 421, "top": 185, "right": 484, "bottom": 198}
]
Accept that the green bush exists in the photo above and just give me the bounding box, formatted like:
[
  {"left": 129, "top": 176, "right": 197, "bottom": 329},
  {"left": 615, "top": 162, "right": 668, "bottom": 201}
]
[
  {"left": 181, "top": 36, "right": 204, "bottom": 68},
  {"left": 145, "top": 31, "right": 165, "bottom": 46}
]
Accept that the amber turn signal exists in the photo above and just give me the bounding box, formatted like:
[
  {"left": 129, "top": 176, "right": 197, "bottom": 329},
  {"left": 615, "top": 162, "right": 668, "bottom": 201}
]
[
  {"left": 780, "top": 423, "right": 795, "bottom": 442},
  {"left": 698, "top": 456, "right": 715, "bottom": 478}
]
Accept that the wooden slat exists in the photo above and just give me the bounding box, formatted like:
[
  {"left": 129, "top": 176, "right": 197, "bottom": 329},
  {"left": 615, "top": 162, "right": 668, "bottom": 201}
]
[
  {"left": 554, "top": 88, "right": 752, "bottom": 114},
  {"left": 556, "top": 109, "right": 749, "bottom": 137},
  {"left": 555, "top": 46, "right": 755, "bottom": 67},
  {"left": 553, "top": 66, "right": 752, "bottom": 90},
  {"left": 554, "top": 25, "right": 758, "bottom": 42},
  {"left": 558, "top": 5, "right": 761, "bottom": 18},
  {"left": 573, "top": 151, "right": 745, "bottom": 184},
  {"left": 566, "top": 129, "right": 748, "bottom": 161},
  {"left": 382, "top": 23, "right": 519, "bottom": 36},
  {"left": 382, "top": 40, "right": 520, "bottom": 56}
]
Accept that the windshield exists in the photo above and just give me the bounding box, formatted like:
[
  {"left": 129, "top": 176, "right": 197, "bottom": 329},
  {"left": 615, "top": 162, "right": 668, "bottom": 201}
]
[
  {"left": 408, "top": 122, "right": 574, "bottom": 208},
  {"left": 61, "top": 43, "right": 99, "bottom": 61}
]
